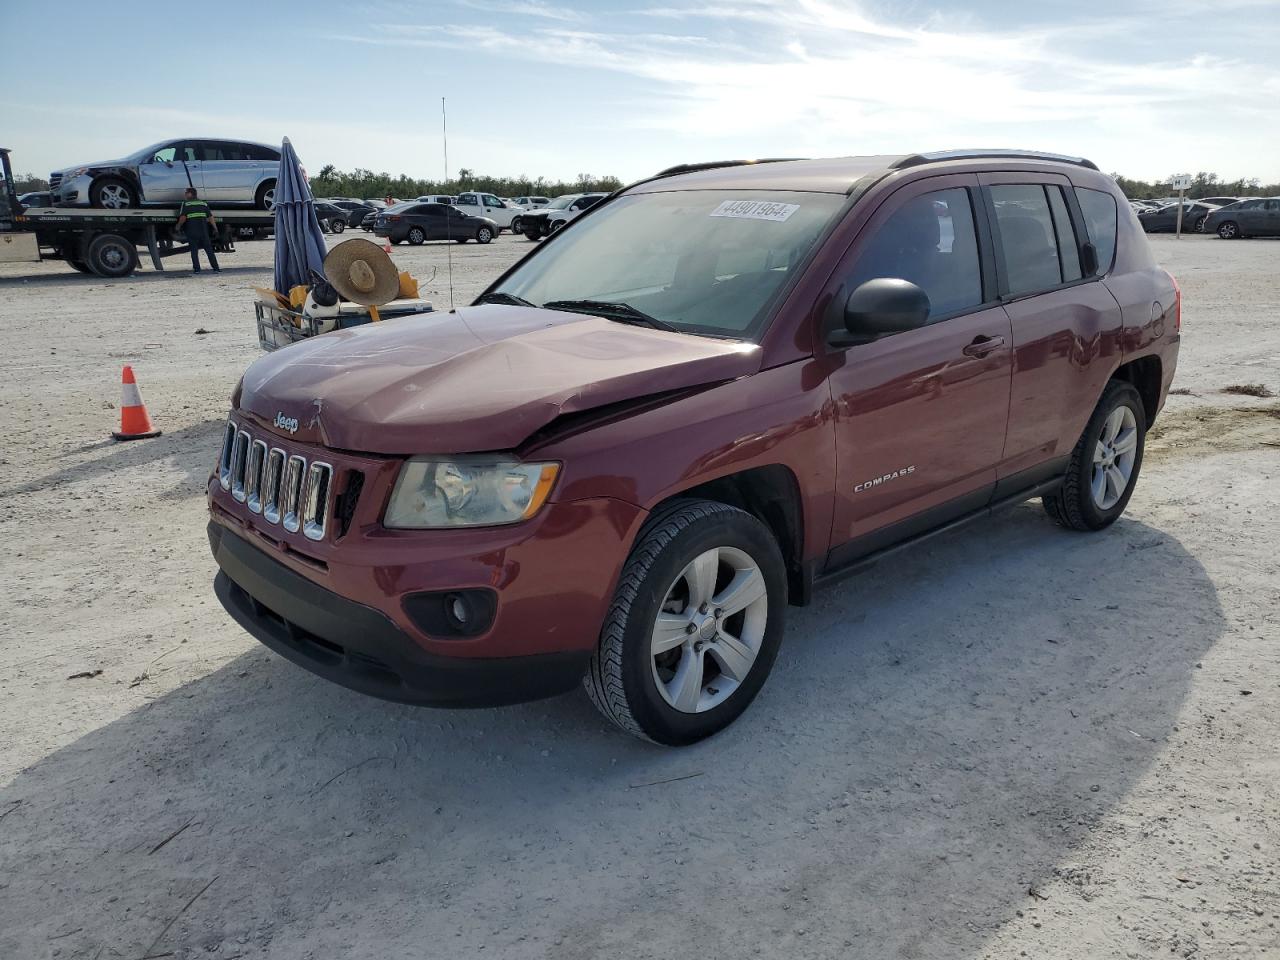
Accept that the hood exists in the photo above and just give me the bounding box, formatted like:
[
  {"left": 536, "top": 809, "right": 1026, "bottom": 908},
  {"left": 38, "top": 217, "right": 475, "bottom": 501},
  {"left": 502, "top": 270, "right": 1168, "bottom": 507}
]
[
  {"left": 53, "top": 157, "right": 126, "bottom": 176},
  {"left": 237, "top": 305, "right": 761, "bottom": 455}
]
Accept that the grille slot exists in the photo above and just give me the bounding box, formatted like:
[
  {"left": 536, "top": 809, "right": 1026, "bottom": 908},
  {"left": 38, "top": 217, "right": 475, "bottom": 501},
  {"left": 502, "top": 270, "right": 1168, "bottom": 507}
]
[
  {"left": 262, "top": 448, "right": 286, "bottom": 523},
  {"left": 302, "top": 462, "right": 333, "bottom": 541},
  {"left": 281, "top": 455, "right": 306, "bottom": 533},
  {"left": 245, "top": 440, "right": 268, "bottom": 513},
  {"left": 218, "top": 420, "right": 236, "bottom": 490},
  {"left": 231, "top": 430, "right": 251, "bottom": 502},
  {"left": 335, "top": 471, "right": 364, "bottom": 538}
]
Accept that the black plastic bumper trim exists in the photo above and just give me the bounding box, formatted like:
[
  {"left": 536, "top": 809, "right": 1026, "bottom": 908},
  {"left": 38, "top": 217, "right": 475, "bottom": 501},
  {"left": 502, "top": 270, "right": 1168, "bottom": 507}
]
[{"left": 208, "top": 521, "right": 591, "bottom": 708}]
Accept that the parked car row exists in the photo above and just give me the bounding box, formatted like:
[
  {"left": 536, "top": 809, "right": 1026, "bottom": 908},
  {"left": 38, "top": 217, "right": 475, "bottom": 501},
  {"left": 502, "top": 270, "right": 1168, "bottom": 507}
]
[{"left": 1127, "top": 194, "right": 1280, "bottom": 238}]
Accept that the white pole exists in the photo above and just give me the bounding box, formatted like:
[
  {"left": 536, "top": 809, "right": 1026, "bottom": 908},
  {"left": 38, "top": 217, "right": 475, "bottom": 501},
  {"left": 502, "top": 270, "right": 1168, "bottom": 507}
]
[{"left": 1176, "top": 185, "right": 1184, "bottom": 239}]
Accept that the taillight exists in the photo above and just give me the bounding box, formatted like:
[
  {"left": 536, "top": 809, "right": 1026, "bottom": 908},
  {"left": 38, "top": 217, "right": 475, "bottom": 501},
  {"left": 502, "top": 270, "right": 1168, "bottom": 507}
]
[
  {"left": 388, "top": 215, "right": 401, "bottom": 222},
  {"left": 1170, "top": 272, "right": 1181, "bottom": 332}
]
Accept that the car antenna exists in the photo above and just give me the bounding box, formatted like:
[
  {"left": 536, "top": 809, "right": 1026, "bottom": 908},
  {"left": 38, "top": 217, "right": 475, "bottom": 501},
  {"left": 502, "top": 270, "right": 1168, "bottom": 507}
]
[{"left": 442, "top": 96, "right": 454, "bottom": 310}]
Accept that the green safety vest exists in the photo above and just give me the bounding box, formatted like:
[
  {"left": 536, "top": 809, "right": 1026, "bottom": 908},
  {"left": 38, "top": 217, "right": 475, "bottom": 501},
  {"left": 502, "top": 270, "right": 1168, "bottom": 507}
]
[{"left": 179, "top": 199, "right": 211, "bottom": 220}]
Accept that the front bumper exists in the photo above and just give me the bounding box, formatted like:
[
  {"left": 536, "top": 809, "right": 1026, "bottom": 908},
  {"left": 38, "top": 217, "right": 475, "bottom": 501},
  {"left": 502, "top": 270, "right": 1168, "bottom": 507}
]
[
  {"left": 51, "top": 174, "right": 89, "bottom": 206},
  {"left": 210, "top": 522, "right": 593, "bottom": 707}
]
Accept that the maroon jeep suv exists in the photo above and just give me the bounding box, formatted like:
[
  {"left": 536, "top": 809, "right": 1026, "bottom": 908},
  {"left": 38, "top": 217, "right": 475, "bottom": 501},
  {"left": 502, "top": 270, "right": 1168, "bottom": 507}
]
[{"left": 209, "top": 149, "right": 1180, "bottom": 744}]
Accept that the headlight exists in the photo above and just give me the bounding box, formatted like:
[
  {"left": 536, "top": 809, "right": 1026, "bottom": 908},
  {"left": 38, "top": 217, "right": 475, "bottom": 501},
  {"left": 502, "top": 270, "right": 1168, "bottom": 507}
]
[
  {"left": 67, "top": 167, "right": 89, "bottom": 179},
  {"left": 384, "top": 458, "right": 559, "bottom": 529}
]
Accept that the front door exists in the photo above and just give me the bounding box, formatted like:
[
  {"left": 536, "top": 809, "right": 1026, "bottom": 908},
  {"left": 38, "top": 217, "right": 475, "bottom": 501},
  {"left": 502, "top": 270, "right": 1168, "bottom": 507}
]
[
  {"left": 824, "top": 174, "right": 1012, "bottom": 563},
  {"left": 138, "top": 141, "right": 202, "bottom": 204}
]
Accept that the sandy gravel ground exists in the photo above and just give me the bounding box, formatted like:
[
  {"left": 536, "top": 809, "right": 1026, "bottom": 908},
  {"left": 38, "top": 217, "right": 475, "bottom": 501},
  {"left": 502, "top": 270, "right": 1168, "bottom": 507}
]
[{"left": 0, "top": 232, "right": 1277, "bottom": 960}]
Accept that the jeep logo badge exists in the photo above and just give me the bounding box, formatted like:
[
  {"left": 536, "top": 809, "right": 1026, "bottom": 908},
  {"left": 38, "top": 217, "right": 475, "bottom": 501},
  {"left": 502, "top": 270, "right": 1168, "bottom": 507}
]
[{"left": 273, "top": 412, "right": 299, "bottom": 434}]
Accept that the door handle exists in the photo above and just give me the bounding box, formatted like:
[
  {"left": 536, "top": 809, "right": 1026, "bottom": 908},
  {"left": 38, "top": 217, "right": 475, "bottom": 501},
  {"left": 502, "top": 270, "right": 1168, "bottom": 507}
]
[{"left": 962, "top": 334, "right": 1006, "bottom": 358}]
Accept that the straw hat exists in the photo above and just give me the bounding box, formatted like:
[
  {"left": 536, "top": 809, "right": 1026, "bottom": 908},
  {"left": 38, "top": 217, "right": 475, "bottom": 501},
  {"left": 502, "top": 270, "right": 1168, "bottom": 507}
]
[{"left": 323, "top": 238, "right": 400, "bottom": 306}]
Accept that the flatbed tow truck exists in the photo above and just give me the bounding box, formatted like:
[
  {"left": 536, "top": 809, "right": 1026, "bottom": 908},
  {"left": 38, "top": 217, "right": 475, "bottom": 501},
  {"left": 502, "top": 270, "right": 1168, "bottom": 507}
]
[{"left": 1, "top": 146, "right": 275, "bottom": 278}]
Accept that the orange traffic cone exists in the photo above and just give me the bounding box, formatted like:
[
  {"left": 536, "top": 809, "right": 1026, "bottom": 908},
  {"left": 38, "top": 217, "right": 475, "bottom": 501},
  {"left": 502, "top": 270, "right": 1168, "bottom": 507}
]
[{"left": 111, "top": 365, "right": 162, "bottom": 441}]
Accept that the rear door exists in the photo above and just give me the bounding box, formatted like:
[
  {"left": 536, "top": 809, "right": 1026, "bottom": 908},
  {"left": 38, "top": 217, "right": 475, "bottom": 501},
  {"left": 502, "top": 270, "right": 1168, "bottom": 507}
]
[
  {"left": 824, "top": 174, "right": 1013, "bottom": 563},
  {"left": 980, "top": 174, "right": 1124, "bottom": 489},
  {"left": 199, "top": 141, "right": 253, "bottom": 202},
  {"left": 1260, "top": 198, "right": 1280, "bottom": 236}
]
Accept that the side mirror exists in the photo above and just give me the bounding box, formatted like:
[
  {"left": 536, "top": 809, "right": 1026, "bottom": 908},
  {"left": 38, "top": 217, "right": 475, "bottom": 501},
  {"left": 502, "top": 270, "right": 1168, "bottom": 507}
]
[{"left": 828, "top": 278, "right": 931, "bottom": 348}]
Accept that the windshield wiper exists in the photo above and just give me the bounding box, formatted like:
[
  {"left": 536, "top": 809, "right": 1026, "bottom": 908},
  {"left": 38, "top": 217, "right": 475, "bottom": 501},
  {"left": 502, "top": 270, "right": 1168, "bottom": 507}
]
[
  {"left": 475, "top": 291, "right": 534, "bottom": 307},
  {"left": 541, "top": 299, "right": 679, "bottom": 332}
]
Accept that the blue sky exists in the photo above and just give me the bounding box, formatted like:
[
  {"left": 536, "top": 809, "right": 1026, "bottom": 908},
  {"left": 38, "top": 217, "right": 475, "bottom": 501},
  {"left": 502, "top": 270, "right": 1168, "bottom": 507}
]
[{"left": 4, "top": 0, "right": 1279, "bottom": 185}]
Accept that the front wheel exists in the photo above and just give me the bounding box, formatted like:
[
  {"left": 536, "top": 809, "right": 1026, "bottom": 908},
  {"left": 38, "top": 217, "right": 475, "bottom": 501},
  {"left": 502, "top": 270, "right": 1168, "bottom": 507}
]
[
  {"left": 1217, "top": 220, "right": 1240, "bottom": 239},
  {"left": 585, "top": 500, "right": 787, "bottom": 745},
  {"left": 90, "top": 177, "right": 138, "bottom": 209},
  {"left": 329, "top": 218, "right": 345, "bottom": 233},
  {"left": 476, "top": 226, "right": 493, "bottom": 244},
  {"left": 1042, "top": 380, "right": 1146, "bottom": 531}
]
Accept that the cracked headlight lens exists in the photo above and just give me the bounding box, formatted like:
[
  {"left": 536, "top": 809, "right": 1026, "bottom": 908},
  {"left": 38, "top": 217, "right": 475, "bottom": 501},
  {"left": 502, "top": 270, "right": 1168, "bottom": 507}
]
[{"left": 384, "top": 458, "right": 559, "bottom": 528}]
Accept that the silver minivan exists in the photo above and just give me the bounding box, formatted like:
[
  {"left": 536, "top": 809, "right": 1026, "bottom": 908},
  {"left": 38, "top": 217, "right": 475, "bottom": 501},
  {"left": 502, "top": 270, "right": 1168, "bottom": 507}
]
[{"left": 50, "top": 138, "right": 281, "bottom": 209}]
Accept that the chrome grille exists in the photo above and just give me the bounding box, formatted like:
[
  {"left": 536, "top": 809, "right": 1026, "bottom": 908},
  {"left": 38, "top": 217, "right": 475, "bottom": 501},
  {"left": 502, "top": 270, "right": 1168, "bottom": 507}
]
[
  {"left": 216, "top": 419, "right": 332, "bottom": 540},
  {"left": 50, "top": 173, "right": 63, "bottom": 190},
  {"left": 231, "top": 430, "right": 250, "bottom": 502},
  {"left": 262, "top": 448, "right": 285, "bottom": 523},
  {"left": 281, "top": 455, "right": 306, "bottom": 533},
  {"left": 245, "top": 440, "right": 267, "bottom": 513}
]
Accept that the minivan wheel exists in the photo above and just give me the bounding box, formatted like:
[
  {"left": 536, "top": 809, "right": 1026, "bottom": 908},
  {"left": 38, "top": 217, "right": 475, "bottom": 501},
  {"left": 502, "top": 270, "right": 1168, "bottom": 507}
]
[
  {"left": 1042, "top": 380, "right": 1146, "bottom": 531},
  {"left": 1217, "top": 220, "right": 1239, "bottom": 239},
  {"left": 585, "top": 500, "right": 786, "bottom": 745},
  {"left": 256, "top": 181, "right": 276, "bottom": 211}
]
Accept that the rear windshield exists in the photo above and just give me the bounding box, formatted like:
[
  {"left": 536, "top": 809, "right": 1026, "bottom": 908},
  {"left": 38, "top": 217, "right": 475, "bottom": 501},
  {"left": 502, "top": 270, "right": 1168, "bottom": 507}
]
[{"left": 491, "top": 190, "right": 846, "bottom": 339}]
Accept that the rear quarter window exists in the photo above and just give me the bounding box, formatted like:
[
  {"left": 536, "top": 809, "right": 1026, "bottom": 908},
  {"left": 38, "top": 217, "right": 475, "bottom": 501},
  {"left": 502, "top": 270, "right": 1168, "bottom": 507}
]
[{"left": 1075, "top": 188, "right": 1118, "bottom": 276}]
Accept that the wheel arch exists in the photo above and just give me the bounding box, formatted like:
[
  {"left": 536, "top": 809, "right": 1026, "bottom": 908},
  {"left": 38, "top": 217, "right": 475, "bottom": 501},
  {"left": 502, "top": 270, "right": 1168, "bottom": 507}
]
[
  {"left": 644, "top": 464, "right": 807, "bottom": 606},
  {"left": 1111, "top": 354, "right": 1163, "bottom": 427},
  {"left": 89, "top": 169, "right": 141, "bottom": 199}
]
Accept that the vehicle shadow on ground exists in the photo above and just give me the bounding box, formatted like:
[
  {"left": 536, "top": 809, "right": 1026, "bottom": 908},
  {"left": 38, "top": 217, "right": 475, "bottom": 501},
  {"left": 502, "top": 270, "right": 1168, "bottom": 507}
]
[
  {"left": 2, "top": 418, "right": 225, "bottom": 501},
  {"left": 0, "top": 505, "right": 1222, "bottom": 960}
]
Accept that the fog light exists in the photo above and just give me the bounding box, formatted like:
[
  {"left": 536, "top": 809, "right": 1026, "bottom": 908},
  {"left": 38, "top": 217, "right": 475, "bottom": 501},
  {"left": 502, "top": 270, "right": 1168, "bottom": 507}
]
[
  {"left": 446, "top": 593, "right": 471, "bottom": 628},
  {"left": 402, "top": 589, "right": 497, "bottom": 639}
]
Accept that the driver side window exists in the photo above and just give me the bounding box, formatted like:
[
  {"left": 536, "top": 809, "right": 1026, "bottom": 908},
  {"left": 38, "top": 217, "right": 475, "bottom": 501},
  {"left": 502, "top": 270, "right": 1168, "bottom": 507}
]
[{"left": 846, "top": 187, "right": 984, "bottom": 320}]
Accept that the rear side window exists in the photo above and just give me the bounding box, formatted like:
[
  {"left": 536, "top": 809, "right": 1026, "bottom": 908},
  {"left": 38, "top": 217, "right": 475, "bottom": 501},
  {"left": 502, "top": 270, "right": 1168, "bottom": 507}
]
[
  {"left": 847, "top": 187, "right": 984, "bottom": 319},
  {"left": 1046, "top": 187, "right": 1082, "bottom": 282},
  {"left": 1074, "top": 188, "right": 1118, "bottom": 276},
  {"left": 990, "top": 185, "right": 1066, "bottom": 296}
]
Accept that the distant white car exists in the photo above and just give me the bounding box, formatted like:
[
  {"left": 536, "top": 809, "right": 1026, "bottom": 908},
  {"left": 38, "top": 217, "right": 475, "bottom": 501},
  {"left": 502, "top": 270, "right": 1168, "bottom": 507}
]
[
  {"left": 511, "top": 195, "right": 550, "bottom": 209},
  {"left": 517, "top": 192, "right": 608, "bottom": 240},
  {"left": 454, "top": 191, "right": 517, "bottom": 231},
  {"left": 416, "top": 194, "right": 455, "bottom": 205}
]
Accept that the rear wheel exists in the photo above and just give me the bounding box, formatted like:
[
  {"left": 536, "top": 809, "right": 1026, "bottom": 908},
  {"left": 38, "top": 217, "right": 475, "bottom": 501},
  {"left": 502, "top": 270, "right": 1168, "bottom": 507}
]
[
  {"left": 407, "top": 226, "right": 425, "bottom": 245},
  {"left": 67, "top": 258, "right": 92, "bottom": 274},
  {"left": 585, "top": 500, "right": 786, "bottom": 745},
  {"left": 256, "top": 181, "right": 276, "bottom": 211},
  {"left": 85, "top": 233, "right": 138, "bottom": 278},
  {"left": 1042, "top": 380, "right": 1146, "bottom": 531},
  {"left": 329, "top": 218, "right": 346, "bottom": 234},
  {"left": 1217, "top": 220, "right": 1240, "bottom": 239},
  {"left": 90, "top": 177, "right": 137, "bottom": 209}
]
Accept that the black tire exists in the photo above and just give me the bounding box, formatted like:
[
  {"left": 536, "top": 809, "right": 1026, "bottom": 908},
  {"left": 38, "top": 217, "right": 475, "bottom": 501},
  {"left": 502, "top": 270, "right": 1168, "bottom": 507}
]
[
  {"left": 1042, "top": 380, "right": 1146, "bottom": 531},
  {"left": 584, "top": 500, "right": 787, "bottom": 745},
  {"left": 407, "top": 227, "right": 425, "bottom": 245},
  {"left": 90, "top": 176, "right": 138, "bottom": 209},
  {"left": 85, "top": 233, "right": 138, "bottom": 278},
  {"left": 329, "top": 218, "right": 346, "bottom": 234},
  {"left": 1217, "top": 220, "right": 1240, "bottom": 239},
  {"left": 550, "top": 219, "right": 565, "bottom": 232},
  {"left": 1194, "top": 215, "right": 1207, "bottom": 233},
  {"left": 511, "top": 217, "right": 523, "bottom": 234},
  {"left": 476, "top": 226, "right": 493, "bottom": 244},
  {"left": 256, "top": 180, "right": 276, "bottom": 211},
  {"left": 68, "top": 258, "right": 92, "bottom": 274},
  {"left": 524, "top": 229, "right": 540, "bottom": 241}
]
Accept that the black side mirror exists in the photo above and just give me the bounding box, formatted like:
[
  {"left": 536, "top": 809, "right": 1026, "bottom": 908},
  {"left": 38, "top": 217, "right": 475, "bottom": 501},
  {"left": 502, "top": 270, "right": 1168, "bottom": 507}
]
[
  {"left": 1081, "top": 241, "right": 1099, "bottom": 276},
  {"left": 828, "top": 278, "right": 931, "bottom": 348}
]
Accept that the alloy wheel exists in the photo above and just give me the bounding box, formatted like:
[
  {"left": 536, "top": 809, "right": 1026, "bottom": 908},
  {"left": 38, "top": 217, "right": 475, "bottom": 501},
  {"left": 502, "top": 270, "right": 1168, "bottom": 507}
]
[
  {"left": 650, "top": 546, "right": 768, "bottom": 713},
  {"left": 99, "top": 184, "right": 131, "bottom": 209},
  {"left": 1091, "top": 405, "right": 1138, "bottom": 509}
]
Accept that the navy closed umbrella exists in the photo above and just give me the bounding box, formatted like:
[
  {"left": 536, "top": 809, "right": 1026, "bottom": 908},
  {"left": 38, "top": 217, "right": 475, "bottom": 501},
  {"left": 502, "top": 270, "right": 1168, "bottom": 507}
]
[{"left": 272, "top": 137, "right": 329, "bottom": 296}]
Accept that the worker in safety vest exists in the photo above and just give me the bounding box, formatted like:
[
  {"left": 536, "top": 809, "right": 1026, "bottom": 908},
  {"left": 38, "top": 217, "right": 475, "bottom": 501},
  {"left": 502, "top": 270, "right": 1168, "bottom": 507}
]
[{"left": 176, "top": 188, "right": 221, "bottom": 273}]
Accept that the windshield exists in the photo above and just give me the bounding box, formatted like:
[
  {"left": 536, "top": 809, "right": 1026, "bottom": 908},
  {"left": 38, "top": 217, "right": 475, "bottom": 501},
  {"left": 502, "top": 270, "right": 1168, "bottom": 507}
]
[
  {"left": 490, "top": 190, "right": 846, "bottom": 339},
  {"left": 545, "top": 195, "right": 578, "bottom": 210}
]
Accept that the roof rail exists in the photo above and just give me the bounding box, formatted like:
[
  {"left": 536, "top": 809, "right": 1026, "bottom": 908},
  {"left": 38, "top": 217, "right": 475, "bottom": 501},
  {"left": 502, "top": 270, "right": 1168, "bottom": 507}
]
[
  {"left": 893, "top": 149, "right": 1099, "bottom": 171},
  {"left": 653, "top": 158, "right": 808, "bottom": 179}
]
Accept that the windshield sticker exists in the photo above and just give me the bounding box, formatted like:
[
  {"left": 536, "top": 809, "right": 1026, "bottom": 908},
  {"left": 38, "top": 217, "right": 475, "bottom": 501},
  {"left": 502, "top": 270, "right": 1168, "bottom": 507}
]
[{"left": 710, "top": 199, "right": 800, "bottom": 223}]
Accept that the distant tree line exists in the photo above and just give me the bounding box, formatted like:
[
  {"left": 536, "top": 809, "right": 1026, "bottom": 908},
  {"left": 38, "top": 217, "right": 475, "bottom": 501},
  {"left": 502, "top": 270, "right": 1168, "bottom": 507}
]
[
  {"left": 308, "top": 165, "right": 625, "bottom": 200},
  {"left": 1112, "top": 171, "right": 1280, "bottom": 200},
  {"left": 11, "top": 174, "right": 50, "bottom": 192}
]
